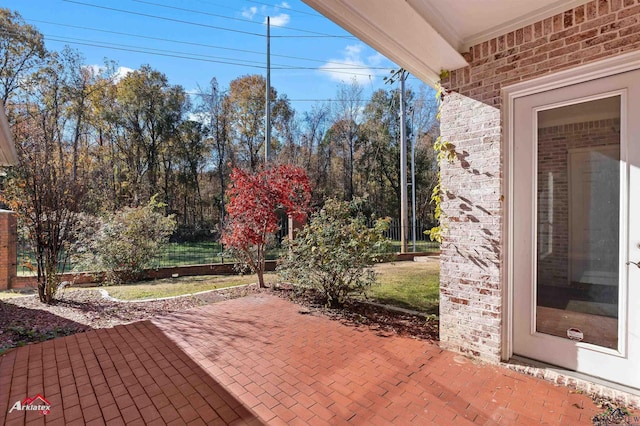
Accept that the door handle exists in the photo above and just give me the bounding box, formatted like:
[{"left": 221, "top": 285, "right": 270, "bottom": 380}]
[{"left": 628, "top": 261, "right": 640, "bottom": 269}]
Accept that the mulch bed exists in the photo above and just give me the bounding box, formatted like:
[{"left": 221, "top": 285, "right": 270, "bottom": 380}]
[
  {"left": 266, "top": 284, "right": 439, "bottom": 341},
  {"left": 0, "top": 284, "right": 437, "bottom": 354}
]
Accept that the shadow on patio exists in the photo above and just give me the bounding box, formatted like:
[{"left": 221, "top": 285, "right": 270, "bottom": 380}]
[
  {"left": 1, "top": 315, "right": 261, "bottom": 425},
  {"left": 0, "top": 294, "right": 612, "bottom": 424}
]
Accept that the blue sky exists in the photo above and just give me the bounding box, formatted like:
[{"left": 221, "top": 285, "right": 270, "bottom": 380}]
[{"left": 2, "top": 0, "right": 427, "bottom": 112}]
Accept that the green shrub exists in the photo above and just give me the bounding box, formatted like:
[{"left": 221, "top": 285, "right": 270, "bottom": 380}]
[
  {"left": 72, "top": 197, "right": 176, "bottom": 284},
  {"left": 278, "top": 198, "right": 391, "bottom": 308}
]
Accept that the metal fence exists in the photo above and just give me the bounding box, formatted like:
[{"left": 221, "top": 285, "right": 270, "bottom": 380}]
[
  {"left": 371, "top": 217, "right": 436, "bottom": 243},
  {"left": 16, "top": 217, "right": 439, "bottom": 275}
]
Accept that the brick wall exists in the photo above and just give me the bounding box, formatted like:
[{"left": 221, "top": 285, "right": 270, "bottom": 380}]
[
  {"left": 443, "top": 0, "right": 640, "bottom": 107},
  {"left": 0, "top": 211, "right": 16, "bottom": 290},
  {"left": 438, "top": 0, "right": 640, "bottom": 361},
  {"left": 537, "top": 119, "right": 620, "bottom": 288}
]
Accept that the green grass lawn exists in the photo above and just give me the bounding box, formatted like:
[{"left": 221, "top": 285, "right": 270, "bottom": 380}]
[
  {"left": 387, "top": 241, "right": 440, "bottom": 253},
  {"left": 0, "top": 290, "right": 33, "bottom": 300},
  {"left": 100, "top": 261, "right": 440, "bottom": 308},
  {"left": 367, "top": 260, "right": 440, "bottom": 314},
  {"left": 4, "top": 260, "right": 441, "bottom": 314},
  {"left": 95, "top": 273, "right": 280, "bottom": 300}
]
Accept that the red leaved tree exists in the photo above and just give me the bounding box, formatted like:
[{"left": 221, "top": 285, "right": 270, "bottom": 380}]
[{"left": 221, "top": 165, "right": 311, "bottom": 288}]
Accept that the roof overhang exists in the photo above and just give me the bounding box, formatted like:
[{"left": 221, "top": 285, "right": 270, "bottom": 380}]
[
  {"left": 0, "top": 101, "right": 17, "bottom": 166},
  {"left": 302, "top": 0, "right": 467, "bottom": 86},
  {"left": 302, "top": 0, "right": 589, "bottom": 87}
]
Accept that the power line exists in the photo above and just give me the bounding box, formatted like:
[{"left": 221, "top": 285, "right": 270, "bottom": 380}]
[
  {"left": 41, "top": 36, "right": 268, "bottom": 69},
  {"left": 45, "top": 34, "right": 272, "bottom": 66},
  {"left": 27, "top": 19, "right": 361, "bottom": 67},
  {"left": 11, "top": 21, "right": 393, "bottom": 73},
  {"left": 8, "top": 30, "right": 387, "bottom": 77},
  {"left": 243, "top": 0, "right": 323, "bottom": 18},
  {"left": 187, "top": 92, "right": 377, "bottom": 103},
  {"left": 192, "top": 0, "right": 324, "bottom": 19},
  {"left": 40, "top": 32, "right": 388, "bottom": 73},
  {"left": 63, "top": 0, "right": 354, "bottom": 39},
  {"left": 131, "top": 0, "right": 353, "bottom": 38},
  {"left": 62, "top": 0, "right": 266, "bottom": 37}
]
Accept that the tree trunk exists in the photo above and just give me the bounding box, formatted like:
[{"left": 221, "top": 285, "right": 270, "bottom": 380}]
[
  {"left": 257, "top": 242, "right": 266, "bottom": 288},
  {"left": 257, "top": 268, "right": 265, "bottom": 288}
]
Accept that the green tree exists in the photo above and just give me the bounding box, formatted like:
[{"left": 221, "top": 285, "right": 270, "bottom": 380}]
[
  {"left": 299, "top": 103, "right": 331, "bottom": 206},
  {"left": 2, "top": 51, "right": 87, "bottom": 303},
  {"left": 332, "top": 80, "right": 363, "bottom": 200},
  {"left": 278, "top": 198, "right": 390, "bottom": 308},
  {"left": 359, "top": 88, "right": 402, "bottom": 217},
  {"left": 71, "top": 197, "right": 176, "bottom": 284},
  {"left": 174, "top": 120, "right": 207, "bottom": 226},
  {"left": 228, "top": 75, "right": 269, "bottom": 171},
  {"left": 111, "top": 65, "right": 188, "bottom": 206},
  {"left": 196, "top": 77, "right": 233, "bottom": 222},
  {"left": 227, "top": 74, "right": 294, "bottom": 171},
  {"left": 0, "top": 8, "right": 46, "bottom": 105}
]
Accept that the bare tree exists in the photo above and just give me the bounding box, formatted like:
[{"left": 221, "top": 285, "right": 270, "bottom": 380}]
[
  {"left": 3, "top": 52, "right": 86, "bottom": 303},
  {"left": 332, "top": 79, "right": 363, "bottom": 200}
]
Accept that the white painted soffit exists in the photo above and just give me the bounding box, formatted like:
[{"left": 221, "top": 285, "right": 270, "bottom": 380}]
[
  {"left": 407, "top": 0, "right": 590, "bottom": 51},
  {"left": 301, "top": 0, "right": 468, "bottom": 86},
  {"left": 0, "top": 101, "right": 17, "bottom": 166},
  {"left": 302, "top": 0, "right": 590, "bottom": 86}
]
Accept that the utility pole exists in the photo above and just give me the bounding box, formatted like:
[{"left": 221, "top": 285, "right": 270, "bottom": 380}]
[
  {"left": 265, "top": 16, "right": 271, "bottom": 163},
  {"left": 399, "top": 70, "right": 408, "bottom": 254},
  {"left": 411, "top": 122, "right": 417, "bottom": 252}
]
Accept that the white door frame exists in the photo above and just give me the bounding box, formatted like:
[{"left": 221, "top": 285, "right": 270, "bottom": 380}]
[{"left": 502, "top": 50, "right": 640, "bottom": 362}]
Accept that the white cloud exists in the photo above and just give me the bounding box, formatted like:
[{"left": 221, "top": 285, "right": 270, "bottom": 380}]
[
  {"left": 114, "top": 66, "right": 134, "bottom": 82},
  {"left": 344, "top": 44, "right": 363, "bottom": 57},
  {"left": 242, "top": 6, "right": 258, "bottom": 20},
  {"left": 187, "top": 111, "right": 207, "bottom": 123},
  {"left": 83, "top": 65, "right": 133, "bottom": 82},
  {"left": 265, "top": 13, "right": 290, "bottom": 27},
  {"left": 367, "top": 52, "right": 385, "bottom": 66},
  {"left": 83, "top": 64, "right": 102, "bottom": 76},
  {"left": 242, "top": 4, "right": 290, "bottom": 27},
  {"left": 319, "top": 44, "right": 386, "bottom": 85}
]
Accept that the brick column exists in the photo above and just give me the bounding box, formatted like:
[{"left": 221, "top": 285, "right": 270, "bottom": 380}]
[
  {"left": 0, "top": 210, "right": 17, "bottom": 290},
  {"left": 438, "top": 93, "right": 503, "bottom": 363}
]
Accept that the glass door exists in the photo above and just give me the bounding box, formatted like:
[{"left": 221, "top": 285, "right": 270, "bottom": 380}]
[
  {"left": 512, "top": 70, "right": 640, "bottom": 390},
  {"left": 536, "top": 97, "right": 620, "bottom": 350}
]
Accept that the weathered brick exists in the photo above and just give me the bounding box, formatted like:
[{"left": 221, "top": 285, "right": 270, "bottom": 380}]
[
  {"left": 605, "top": 31, "right": 640, "bottom": 48},
  {"left": 438, "top": 1, "right": 640, "bottom": 363},
  {"left": 564, "top": 10, "right": 574, "bottom": 28},
  {"left": 598, "top": 0, "right": 610, "bottom": 15},
  {"left": 548, "top": 43, "right": 581, "bottom": 58},
  {"left": 550, "top": 26, "right": 580, "bottom": 41},
  {"left": 566, "top": 28, "right": 599, "bottom": 44}
]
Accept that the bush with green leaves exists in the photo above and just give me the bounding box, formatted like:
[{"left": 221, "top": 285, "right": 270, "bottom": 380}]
[
  {"left": 72, "top": 197, "right": 176, "bottom": 284},
  {"left": 278, "top": 198, "right": 391, "bottom": 308}
]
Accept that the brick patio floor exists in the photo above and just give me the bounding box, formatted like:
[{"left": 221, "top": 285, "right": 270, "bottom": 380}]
[{"left": 1, "top": 294, "right": 613, "bottom": 425}]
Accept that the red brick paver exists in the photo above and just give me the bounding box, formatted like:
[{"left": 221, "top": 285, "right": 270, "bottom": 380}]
[
  {"left": 1, "top": 295, "right": 611, "bottom": 424},
  {"left": 1, "top": 318, "right": 260, "bottom": 425}
]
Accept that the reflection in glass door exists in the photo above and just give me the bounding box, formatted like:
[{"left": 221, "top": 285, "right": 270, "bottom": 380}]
[
  {"left": 512, "top": 67, "right": 640, "bottom": 389},
  {"left": 535, "top": 96, "right": 620, "bottom": 349}
]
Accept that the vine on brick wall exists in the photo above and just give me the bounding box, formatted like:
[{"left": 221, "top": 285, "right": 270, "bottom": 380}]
[{"left": 427, "top": 80, "right": 456, "bottom": 243}]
